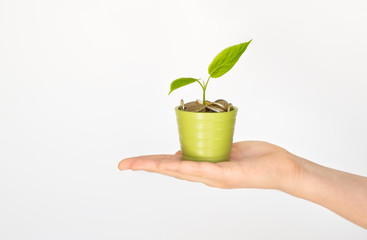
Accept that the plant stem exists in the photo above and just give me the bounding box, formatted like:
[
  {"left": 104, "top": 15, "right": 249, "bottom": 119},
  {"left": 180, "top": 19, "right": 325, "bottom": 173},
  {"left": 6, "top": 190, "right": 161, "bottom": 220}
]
[
  {"left": 195, "top": 79, "right": 205, "bottom": 90},
  {"left": 203, "top": 76, "right": 211, "bottom": 105},
  {"left": 196, "top": 76, "right": 210, "bottom": 106},
  {"left": 203, "top": 89, "right": 206, "bottom": 106}
]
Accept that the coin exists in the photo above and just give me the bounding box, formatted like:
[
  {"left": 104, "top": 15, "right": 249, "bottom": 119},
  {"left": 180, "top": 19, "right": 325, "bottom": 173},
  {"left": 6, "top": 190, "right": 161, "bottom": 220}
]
[
  {"left": 180, "top": 99, "right": 185, "bottom": 110},
  {"left": 214, "top": 99, "right": 229, "bottom": 110},
  {"left": 206, "top": 105, "right": 224, "bottom": 112},
  {"left": 198, "top": 107, "right": 207, "bottom": 112},
  {"left": 210, "top": 101, "right": 226, "bottom": 110},
  {"left": 227, "top": 103, "right": 232, "bottom": 112},
  {"left": 180, "top": 99, "right": 233, "bottom": 112},
  {"left": 184, "top": 101, "right": 206, "bottom": 112}
]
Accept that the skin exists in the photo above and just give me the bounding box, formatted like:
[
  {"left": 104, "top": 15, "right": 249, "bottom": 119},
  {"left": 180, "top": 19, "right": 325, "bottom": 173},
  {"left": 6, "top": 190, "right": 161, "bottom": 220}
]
[{"left": 118, "top": 141, "right": 367, "bottom": 229}]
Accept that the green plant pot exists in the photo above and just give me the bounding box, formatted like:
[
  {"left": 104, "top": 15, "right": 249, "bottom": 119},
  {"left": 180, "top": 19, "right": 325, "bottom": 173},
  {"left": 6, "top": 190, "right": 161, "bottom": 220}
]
[{"left": 175, "top": 106, "right": 238, "bottom": 162}]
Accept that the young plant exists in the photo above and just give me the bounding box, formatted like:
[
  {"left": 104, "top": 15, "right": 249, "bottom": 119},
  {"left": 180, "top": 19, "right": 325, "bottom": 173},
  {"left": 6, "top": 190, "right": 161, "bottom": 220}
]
[{"left": 168, "top": 40, "right": 252, "bottom": 106}]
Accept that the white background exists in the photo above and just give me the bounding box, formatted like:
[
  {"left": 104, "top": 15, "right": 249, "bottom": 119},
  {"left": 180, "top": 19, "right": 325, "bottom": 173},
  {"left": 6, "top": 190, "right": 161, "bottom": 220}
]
[{"left": 1, "top": 0, "right": 367, "bottom": 239}]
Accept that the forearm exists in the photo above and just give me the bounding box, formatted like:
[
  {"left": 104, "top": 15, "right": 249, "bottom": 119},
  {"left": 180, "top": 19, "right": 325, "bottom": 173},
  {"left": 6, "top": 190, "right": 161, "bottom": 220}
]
[{"left": 284, "top": 154, "right": 367, "bottom": 229}]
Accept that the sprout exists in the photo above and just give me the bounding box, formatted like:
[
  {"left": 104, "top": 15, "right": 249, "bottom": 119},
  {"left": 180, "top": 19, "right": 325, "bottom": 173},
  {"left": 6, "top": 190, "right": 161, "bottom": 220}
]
[{"left": 169, "top": 40, "right": 252, "bottom": 106}]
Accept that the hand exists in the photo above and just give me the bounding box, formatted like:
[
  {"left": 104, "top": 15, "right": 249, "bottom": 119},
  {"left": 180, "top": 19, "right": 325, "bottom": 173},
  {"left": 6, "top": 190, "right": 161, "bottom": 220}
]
[
  {"left": 118, "top": 141, "right": 367, "bottom": 228},
  {"left": 118, "top": 141, "right": 301, "bottom": 190}
]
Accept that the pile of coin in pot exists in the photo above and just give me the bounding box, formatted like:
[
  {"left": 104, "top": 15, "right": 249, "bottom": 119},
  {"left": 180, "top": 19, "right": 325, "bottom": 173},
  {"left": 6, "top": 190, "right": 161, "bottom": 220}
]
[{"left": 179, "top": 99, "right": 233, "bottom": 112}]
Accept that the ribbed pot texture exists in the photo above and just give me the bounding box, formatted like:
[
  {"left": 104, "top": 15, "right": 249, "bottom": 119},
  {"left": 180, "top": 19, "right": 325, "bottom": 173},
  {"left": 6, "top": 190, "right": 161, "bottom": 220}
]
[{"left": 175, "top": 106, "right": 238, "bottom": 162}]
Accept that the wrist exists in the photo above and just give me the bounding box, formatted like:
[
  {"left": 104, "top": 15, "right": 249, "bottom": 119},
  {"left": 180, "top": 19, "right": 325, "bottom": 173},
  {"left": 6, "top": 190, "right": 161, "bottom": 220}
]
[{"left": 276, "top": 152, "right": 311, "bottom": 194}]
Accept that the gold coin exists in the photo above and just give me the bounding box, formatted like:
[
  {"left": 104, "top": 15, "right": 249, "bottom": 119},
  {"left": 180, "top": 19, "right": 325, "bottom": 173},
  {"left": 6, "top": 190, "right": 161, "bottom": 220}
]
[
  {"left": 215, "top": 99, "right": 229, "bottom": 110},
  {"left": 180, "top": 99, "right": 185, "bottom": 110},
  {"left": 227, "top": 103, "right": 232, "bottom": 112},
  {"left": 206, "top": 105, "right": 224, "bottom": 113},
  {"left": 210, "top": 102, "right": 226, "bottom": 110},
  {"left": 184, "top": 101, "right": 205, "bottom": 112}
]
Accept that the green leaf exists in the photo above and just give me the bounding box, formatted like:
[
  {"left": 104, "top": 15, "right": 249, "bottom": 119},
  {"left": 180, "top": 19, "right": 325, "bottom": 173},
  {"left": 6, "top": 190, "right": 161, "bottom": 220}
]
[
  {"left": 208, "top": 40, "right": 252, "bottom": 78},
  {"left": 168, "top": 77, "right": 199, "bottom": 95}
]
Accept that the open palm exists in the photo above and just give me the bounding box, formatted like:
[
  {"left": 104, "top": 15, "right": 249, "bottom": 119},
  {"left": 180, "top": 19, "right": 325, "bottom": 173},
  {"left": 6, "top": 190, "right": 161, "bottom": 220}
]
[{"left": 118, "top": 141, "right": 301, "bottom": 189}]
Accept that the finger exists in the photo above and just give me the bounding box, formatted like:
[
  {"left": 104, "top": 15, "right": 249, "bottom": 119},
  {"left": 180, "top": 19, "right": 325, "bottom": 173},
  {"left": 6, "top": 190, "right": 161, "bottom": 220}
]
[
  {"left": 120, "top": 154, "right": 212, "bottom": 178},
  {"left": 164, "top": 160, "right": 221, "bottom": 180},
  {"left": 155, "top": 167, "right": 217, "bottom": 187},
  {"left": 118, "top": 155, "right": 192, "bottom": 181},
  {"left": 118, "top": 155, "right": 220, "bottom": 187},
  {"left": 158, "top": 159, "right": 224, "bottom": 187},
  {"left": 118, "top": 154, "right": 180, "bottom": 170},
  {"left": 174, "top": 150, "right": 182, "bottom": 156}
]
